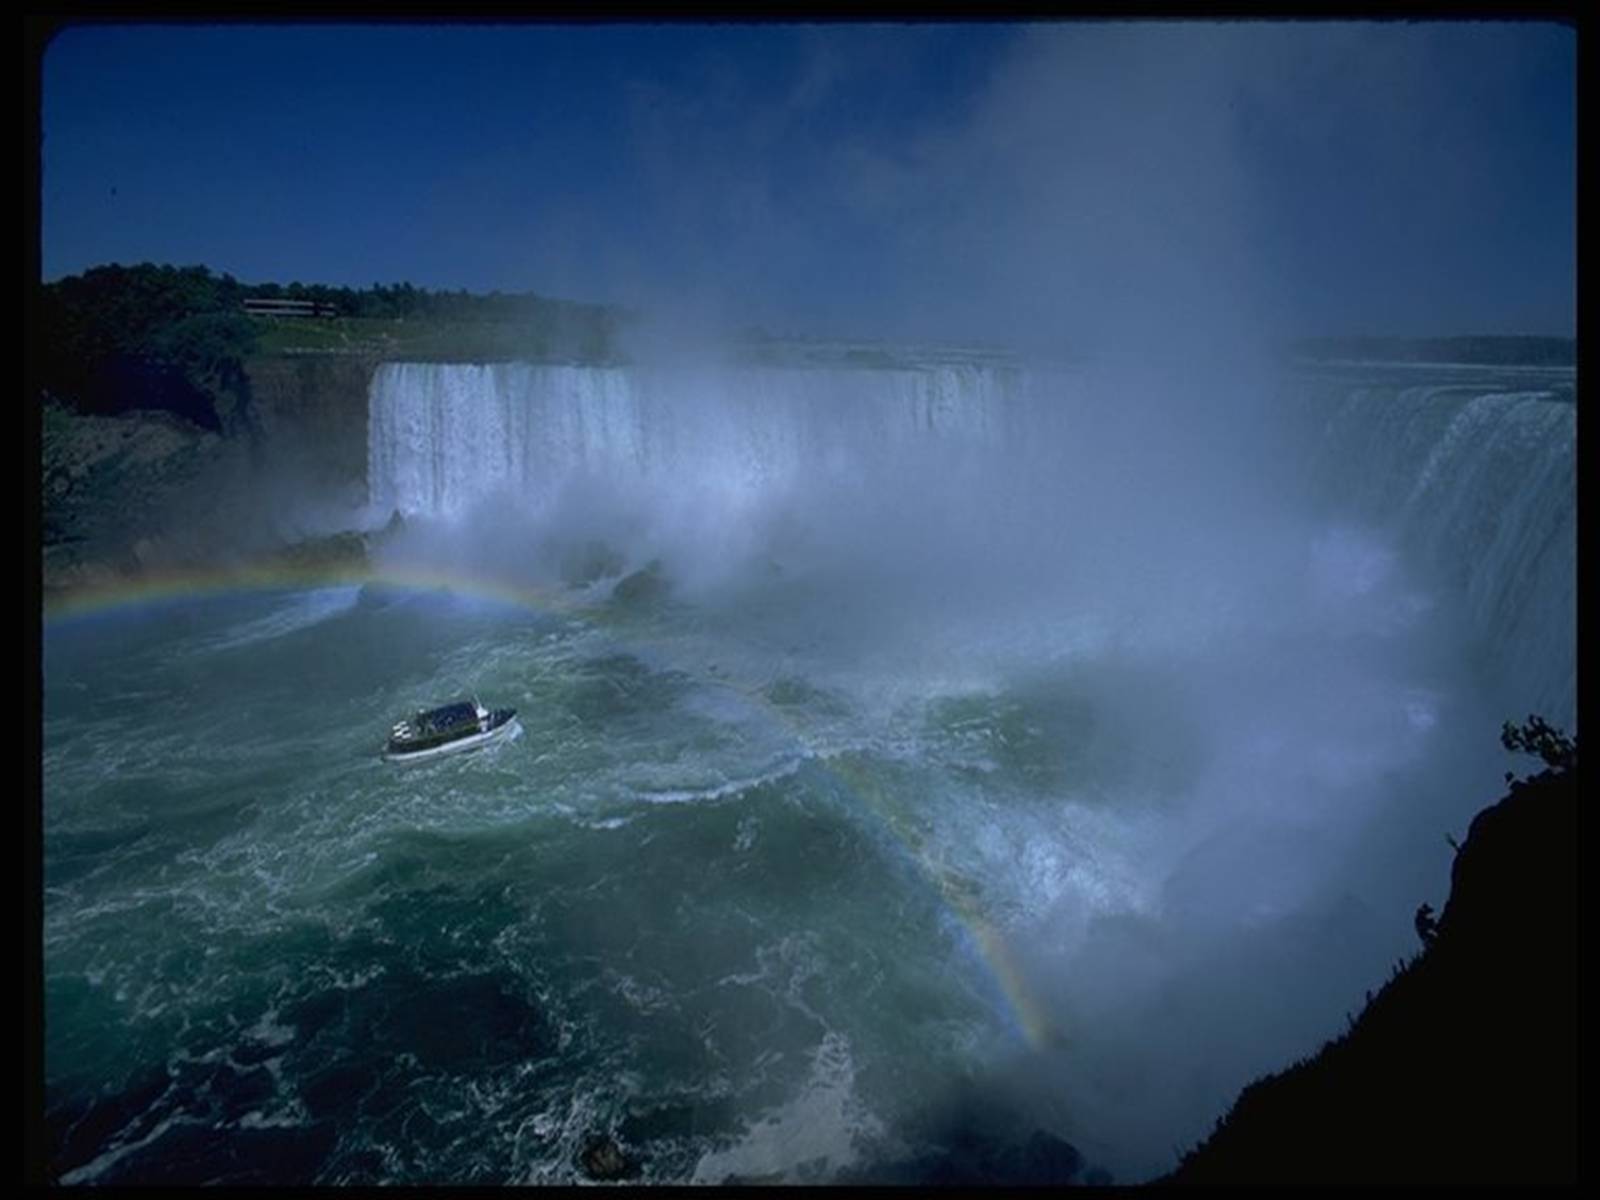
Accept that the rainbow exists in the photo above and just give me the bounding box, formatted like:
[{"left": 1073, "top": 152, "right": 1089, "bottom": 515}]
[
  {"left": 822, "top": 752, "right": 1067, "bottom": 1050},
  {"left": 43, "top": 559, "right": 1065, "bottom": 1050},
  {"left": 43, "top": 560, "right": 567, "bottom": 625}
]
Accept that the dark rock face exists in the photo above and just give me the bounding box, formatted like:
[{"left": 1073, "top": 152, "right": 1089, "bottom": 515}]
[
  {"left": 610, "top": 559, "right": 670, "bottom": 606},
  {"left": 838, "top": 1079, "right": 1096, "bottom": 1188},
  {"left": 41, "top": 403, "right": 236, "bottom": 591},
  {"left": 841, "top": 1127, "right": 1087, "bottom": 1188},
  {"left": 558, "top": 539, "right": 625, "bottom": 588},
  {"left": 241, "top": 357, "right": 374, "bottom": 509},
  {"left": 1163, "top": 765, "right": 1578, "bottom": 1185},
  {"left": 578, "top": 1133, "right": 635, "bottom": 1181},
  {"left": 42, "top": 357, "right": 378, "bottom": 597},
  {"left": 269, "top": 530, "right": 370, "bottom": 573}
]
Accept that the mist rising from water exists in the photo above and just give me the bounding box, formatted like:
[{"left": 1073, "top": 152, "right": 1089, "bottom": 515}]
[{"left": 359, "top": 353, "right": 1570, "bottom": 1176}]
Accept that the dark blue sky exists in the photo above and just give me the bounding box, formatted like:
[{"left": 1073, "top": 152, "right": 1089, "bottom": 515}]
[{"left": 43, "top": 21, "right": 1574, "bottom": 346}]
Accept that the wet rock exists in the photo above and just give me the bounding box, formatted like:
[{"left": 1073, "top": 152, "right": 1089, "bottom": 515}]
[
  {"left": 131, "top": 537, "right": 162, "bottom": 568},
  {"left": 40, "top": 366, "right": 378, "bottom": 595},
  {"left": 271, "top": 530, "right": 369, "bottom": 572},
  {"left": 48, "top": 1066, "right": 172, "bottom": 1181},
  {"left": 559, "top": 538, "right": 625, "bottom": 587},
  {"left": 843, "top": 1124, "right": 1090, "bottom": 1187},
  {"left": 1016, "top": 1129, "right": 1083, "bottom": 1183},
  {"left": 578, "top": 1133, "right": 635, "bottom": 1181},
  {"left": 722, "top": 1170, "right": 787, "bottom": 1185},
  {"left": 363, "top": 509, "right": 408, "bottom": 555},
  {"left": 611, "top": 559, "right": 669, "bottom": 605},
  {"left": 1162, "top": 760, "right": 1579, "bottom": 1185},
  {"left": 42, "top": 548, "right": 122, "bottom": 596}
]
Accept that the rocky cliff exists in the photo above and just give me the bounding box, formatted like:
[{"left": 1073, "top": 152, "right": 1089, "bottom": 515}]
[
  {"left": 240, "top": 356, "right": 375, "bottom": 507},
  {"left": 1161, "top": 756, "right": 1579, "bottom": 1185},
  {"left": 41, "top": 355, "right": 377, "bottom": 596}
]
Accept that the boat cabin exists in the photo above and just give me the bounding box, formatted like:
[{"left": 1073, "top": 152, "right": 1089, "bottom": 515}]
[{"left": 388, "top": 698, "right": 490, "bottom": 752}]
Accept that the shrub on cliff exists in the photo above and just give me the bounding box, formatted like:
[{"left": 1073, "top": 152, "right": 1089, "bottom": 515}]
[
  {"left": 1500, "top": 714, "right": 1577, "bottom": 776},
  {"left": 1163, "top": 716, "right": 1577, "bottom": 1185},
  {"left": 37, "top": 264, "right": 634, "bottom": 421},
  {"left": 38, "top": 263, "right": 256, "bottom": 430},
  {"left": 148, "top": 312, "right": 259, "bottom": 432}
]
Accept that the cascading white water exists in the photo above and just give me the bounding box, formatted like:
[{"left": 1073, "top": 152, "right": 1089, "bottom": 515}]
[
  {"left": 368, "top": 361, "right": 1575, "bottom": 729},
  {"left": 1308, "top": 379, "right": 1576, "bottom": 730},
  {"left": 367, "top": 361, "right": 1024, "bottom": 522},
  {"left": 47, "top": 361, "right": 1575, "bottom": 1187}
]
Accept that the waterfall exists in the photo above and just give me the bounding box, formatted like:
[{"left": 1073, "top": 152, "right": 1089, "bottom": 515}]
[
  {"left": 367, "top": 361, "right": 1023, "bottom": 521},
  {"left": 367, "top": 359, "right": 1575, "bottom": 729},
  {"left": 1309, "top": 379, "right": 1576, "bottom": 729}
]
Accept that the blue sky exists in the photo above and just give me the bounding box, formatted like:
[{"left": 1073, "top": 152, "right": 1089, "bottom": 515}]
[{"left": 42, "top": 21, "right": 1574, "bottom": 347}]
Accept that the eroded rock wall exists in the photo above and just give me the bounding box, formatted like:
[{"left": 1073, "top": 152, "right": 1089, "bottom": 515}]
[{"left": 42, "top": 356, "right": 378, "bottom": 594}]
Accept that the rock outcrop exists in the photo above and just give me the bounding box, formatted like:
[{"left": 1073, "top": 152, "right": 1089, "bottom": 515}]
[
  {"left": 578, "top": 1133, "right": 637, "bottom": 1181},
  {"left": 41, "top": 355, "right": 378, "bottom": 600},
  {"left": 1162, "top": 759, "right": 1579, "bottom": 1185}
]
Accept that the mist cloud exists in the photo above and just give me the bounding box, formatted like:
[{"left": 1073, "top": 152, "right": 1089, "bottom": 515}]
[{"left": 595, "top": 22, "right": 1572, "bottom": 352}]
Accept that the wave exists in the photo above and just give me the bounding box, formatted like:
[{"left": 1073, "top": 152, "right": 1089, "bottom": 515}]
[
  {"left": 690, "top": 1031, "right": 882, "bottom": 1184},
  {"left": 189, "top": 587, "right": 363, "bottom": 654}
]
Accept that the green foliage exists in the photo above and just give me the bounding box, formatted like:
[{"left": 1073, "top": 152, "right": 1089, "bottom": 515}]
[
  {"left": 1500, "top": 715, "right": 1577, "bottom": 774},
  {"left": 151, "top": 312, "right": 258, "bottom": 377},
  {"left": 37, "top": 263, "right": 256, "bottom": 428},
  {"left": 37, "top": 264, "right": 633, "bottom": 423},
  {"left": 244, "top": 274, "right": 625, "bottom": 334},
  {"left": 152, "top": 312, "right": 260, "bottom": 428}
]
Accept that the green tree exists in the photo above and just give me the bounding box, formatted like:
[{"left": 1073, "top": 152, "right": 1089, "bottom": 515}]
[{"left": 1500, "top": 716, "right": 1577, "bottom": 775}]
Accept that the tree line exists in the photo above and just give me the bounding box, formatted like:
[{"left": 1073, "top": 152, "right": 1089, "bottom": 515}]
[{"left": 35, "top": 263, "right": 630, "bottom": 429}]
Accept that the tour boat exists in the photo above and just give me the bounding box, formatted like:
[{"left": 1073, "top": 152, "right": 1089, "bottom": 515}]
[{"left": 384, "top": 698, "right": 518, "bottom": 763}]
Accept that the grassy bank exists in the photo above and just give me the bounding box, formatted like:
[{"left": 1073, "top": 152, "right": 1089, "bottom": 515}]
[{"left": 247, "top": 314, "right": 622, "bottom": 363}]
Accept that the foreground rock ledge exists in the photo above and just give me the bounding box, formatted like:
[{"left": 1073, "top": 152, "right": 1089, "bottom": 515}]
[{"left": 1161, "top": 764, "right": 1578, "bottom": 1186}]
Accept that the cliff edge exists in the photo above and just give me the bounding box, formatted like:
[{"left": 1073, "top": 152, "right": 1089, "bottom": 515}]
[{"left": 1162, "top": 735, "right": 1579, "bottom": 1185}]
